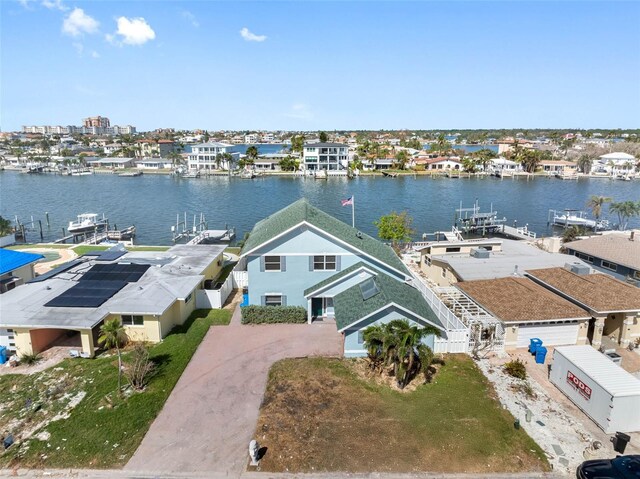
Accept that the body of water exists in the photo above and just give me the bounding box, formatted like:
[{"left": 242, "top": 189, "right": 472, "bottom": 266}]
[
  {"left": 423, "top": 144, "right": 499, "bottom": 153},
  {"left": 1, "top": 171, "right": 638, "bottom": 245}
]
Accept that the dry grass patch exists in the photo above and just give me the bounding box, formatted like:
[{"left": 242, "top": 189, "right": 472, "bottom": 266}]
[{"left": 254, "top": 355, "right": 549, "bottom": 474}]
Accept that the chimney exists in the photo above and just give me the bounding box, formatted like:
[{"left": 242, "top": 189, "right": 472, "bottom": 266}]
[{"left": 631, "top": 231, "right": 635, "bottom": 241}]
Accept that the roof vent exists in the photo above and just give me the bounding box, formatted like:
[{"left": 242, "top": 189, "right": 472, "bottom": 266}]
[
  {"left": 565, "top": 262, "right": 590, "bottom": 275},
  {"left": 471, "top": 247, "right": 490, "bottom": 259},
  {"left": 356, "top": 231, "right": 363, "bottom": 239},
  {"left": 631, "top": 231, "right": 635, "bottom": 241},
  {"left": 512, "top": 265, "right": 519, "bottom": 276}
]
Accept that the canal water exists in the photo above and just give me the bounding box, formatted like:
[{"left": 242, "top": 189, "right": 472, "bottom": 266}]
[{"left": 1, "top": 171, "right": 638, "bottom": 245}]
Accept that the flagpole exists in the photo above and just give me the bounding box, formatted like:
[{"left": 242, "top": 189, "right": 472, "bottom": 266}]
[{"left": 352, "top": 194, "right": 355, "bottom": 228}]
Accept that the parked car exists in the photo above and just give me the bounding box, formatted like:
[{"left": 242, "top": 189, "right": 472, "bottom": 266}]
[{"left": 577, "top": 455, "right": 640, "bottom": 478}]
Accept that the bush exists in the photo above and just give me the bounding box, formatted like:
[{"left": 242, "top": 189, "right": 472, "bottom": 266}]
[
  {"left": 124, "top": 343, "right": 156, "bottom": 391},
  {"left": 20, "top": 352, "right": 41, "bottom": 365},
  {"left": 241, "top": 305, "right": 307, "bottom": 324},
  {"left": 504, "top": 359, "right": 527, "bottom": 380}
]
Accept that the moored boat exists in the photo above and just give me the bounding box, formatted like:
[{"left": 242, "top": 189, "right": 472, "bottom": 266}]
[{"left": 68, "top": 213, "right": 108, "bottom": 234}]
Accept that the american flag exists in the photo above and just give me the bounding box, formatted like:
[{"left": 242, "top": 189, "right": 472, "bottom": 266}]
[{"left": 341, "top": 196, "right": 353, "bottom": 206}]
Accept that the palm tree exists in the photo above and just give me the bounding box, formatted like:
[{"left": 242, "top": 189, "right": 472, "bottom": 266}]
[
  {"left": 587, "top": 195, "right": 611, "bottom": 220},
  {"left": 577, "top": 154, "right": 595, "bottom": 174},
  {"left": 561, "top": 225, "right": 586, "bottom": 244},
  {"left": 609, "top": 201, "right": 640, "bottom": 230},
  {"left": 394, "top": 150, "right": 409, "bottom": 170},
  {"left": 98, "top": 318, "right": 128, "bottom": 395},
  {"left": 461, "top": 157, "right": 477, "bottom": 173}
]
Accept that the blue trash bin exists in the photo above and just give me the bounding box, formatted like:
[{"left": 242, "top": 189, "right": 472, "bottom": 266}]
[
  {"left": 535, "top": 346, "right": 548, "bottom": 364},
  {"left": 0, "top": 346, "right": 6, "bottom": 365},
  {"left": 529, "top": 338, "right": 542, "bottom": 354}
]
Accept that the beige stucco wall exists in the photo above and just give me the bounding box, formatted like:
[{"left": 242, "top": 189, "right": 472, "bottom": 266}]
[
  {"left": 12, "top": 327, "right": 93, "bottom": 356},
  {"left": 12, "top": 328, "right": 34, "bottom": 355},
  {"left": 201, "top": 253, "right": 224, "bottom": 281},
  {"left": 577, "top": 319, "right": 589, "bottom": 345},
  {"left": 420, "top": 259, "right": 459, "bottom": 287},
  {"left": 603, "top": 313, "right": 625, "bottom": 342},
  {"left": 503, "top": 324, "right": 519, "bottom": 351},
  {"left": 0, "top": 263, "right": 36, "bottom": 285}
]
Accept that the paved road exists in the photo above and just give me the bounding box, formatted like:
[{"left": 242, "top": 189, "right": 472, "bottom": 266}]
[{"left": 125, "top": 307, "right": 343, "bottom": 476}]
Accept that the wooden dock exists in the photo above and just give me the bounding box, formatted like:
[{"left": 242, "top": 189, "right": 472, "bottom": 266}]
[
  {"left": 500, "top": 224, "right": 537, "bottom": 240},
  {"left": 54, "top": 226, "right": 136, "bottom": 245},
  {"left": 186, "top": 228, "right": 236, "bottom": 245}
]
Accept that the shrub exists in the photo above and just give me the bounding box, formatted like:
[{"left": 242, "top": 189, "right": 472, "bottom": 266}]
[
  {"left": 241, "top": 305, "right": 307, "bottom": 324},
  {"left": 20, "top": 352, "right": 41, "bottom": 365},
  {"left": 124, "top": 343, "right": 156, "bottom": 391},
  {"left": 504, "top": 359, "right": 527, "bottom": 380}
]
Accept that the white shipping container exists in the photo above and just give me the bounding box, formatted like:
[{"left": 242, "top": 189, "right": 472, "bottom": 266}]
[{"left": 550, "top": 345, "right": 640, "bottom": 434}]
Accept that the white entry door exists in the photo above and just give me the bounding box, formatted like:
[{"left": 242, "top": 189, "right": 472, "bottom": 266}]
[{"left": 516, "top": 322, "right": 579, "bottom": 349}]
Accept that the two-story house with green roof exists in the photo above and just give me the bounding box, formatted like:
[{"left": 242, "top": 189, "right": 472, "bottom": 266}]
[{"left": 239, "top": 199, "right": 445, "bottom": 357}]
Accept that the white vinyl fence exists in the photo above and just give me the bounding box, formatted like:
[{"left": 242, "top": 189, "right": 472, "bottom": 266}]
[
  {"left": 232, "top": 270, "right": 248, "bottom": 289},
  {"left": 196, "top": 273, "right": 234, "bottom": 309}
]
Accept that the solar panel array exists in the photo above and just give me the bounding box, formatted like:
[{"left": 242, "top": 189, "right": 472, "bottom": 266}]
[
  {"left": 45, "top": 280, "right": 127, "bottom": 308},
  {"left": 96, "top": 250, "right": 127, "bottom": 262},
  {"left": 45, "top": 263, "right": 150, "bottom": 308},
  {"left": 80, "top": 263, "right": 150, "bottom": 283}
]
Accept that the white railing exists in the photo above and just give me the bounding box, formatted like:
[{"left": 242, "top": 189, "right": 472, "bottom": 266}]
[
  {"left": 232, "top": 270, "right": 248, "bottom": 289},
  {"left": 196, "top": 273, "right": 234, "bottom": 309}
]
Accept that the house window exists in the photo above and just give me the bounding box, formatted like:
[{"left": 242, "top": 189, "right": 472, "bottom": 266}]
[
  {"left": 264, "top": 256, "right": 281, "bottom": 271},
  {"left": 445, "top": 247, "right": 460, "bottom": 253},
  {"left": 357, "top": 330, "right": 364, "bottom": 344},
  {"left": 441, "top": 268, "right": 447, "bottom": 278},
  {"left": 264, "top": 295, "right": 282, "bottom": 306},
  {"left": 575, "top": 252, "right": 594, "bottom": 263},
  {"left": 313, "top": 255, "right": 337, "bottom": 271},
  {"left": 601, "top": 261, "right": 618, "bottom": 272},
  {"left": 121, "top": 315, "right": 144, "bottom": 326},
  {"left": 635, "top": 271, "right": 640, "bottom": 280}
]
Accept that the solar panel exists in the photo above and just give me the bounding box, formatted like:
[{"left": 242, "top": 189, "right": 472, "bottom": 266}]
[
  {"left": 80, "top": 263, "right": 150, "bottom": 283},
  {"left": 95, "top": 250, "right": 127, "bottom": 262},
  {"left": 45, "top": 280, "right": 127, "bottom": 308},
  {"left": 28, "top": 259, "right": 84, "bottom": 283},
  {"left": 82, "top": 250, "right": 104, "bottom": 257},
  {"left": 359, "top": 277, "right": 380, "bottom": 301}
]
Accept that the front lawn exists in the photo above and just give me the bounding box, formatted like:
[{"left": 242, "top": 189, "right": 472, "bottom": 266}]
[
  {"left": 0, "top": 308, "right": 230, "bottom": 469},
  {"left": 255, "top": 355, "right": 549, "bottom": 473}
]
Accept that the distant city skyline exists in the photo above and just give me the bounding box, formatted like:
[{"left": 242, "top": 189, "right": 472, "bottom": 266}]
[{"left": 2, "top": 1, "right": 639, "bottom": 131}]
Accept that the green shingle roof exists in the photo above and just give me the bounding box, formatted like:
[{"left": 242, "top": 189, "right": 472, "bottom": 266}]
[
  {"left": 333, "top": 271, "right": 444, "bottom": 331},
  {"left": 303, "top": 262, "right": 370, "bottom": 297},
  {"left": 241, "top": 198, "right": 409, "bottom": 275}
]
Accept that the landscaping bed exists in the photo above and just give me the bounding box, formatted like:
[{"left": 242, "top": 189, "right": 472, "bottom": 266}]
[
  {"left": 0, "top": 308, "right": 230, "bottom": 468},
  {"left": 254, "top": 355, "right": 549, "bottom": 473}
]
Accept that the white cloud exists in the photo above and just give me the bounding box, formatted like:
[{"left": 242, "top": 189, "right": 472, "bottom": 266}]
[
  {"left": 240, "top": 27, "right": 266, "bottom": 42},
  {"left": 18, "top": 0, "right": 35, "bottom": 9},
  {"left": 91, "top": 50, "right": 100, "bottom": 58},
  {"left": 62, "top": 8, "right": 99, "bottom": 37},
  {"left": 285, "top": 103, "right": 313, "bottom": 120},
  {"left": 42, "top": 0, "right": 67, "bottom": 11},
  {"left": 182, "top": 10, "right": 199, "bottom": 28},
  {"left": 108, "top": 16, "right": 156, "bottom": 46}
]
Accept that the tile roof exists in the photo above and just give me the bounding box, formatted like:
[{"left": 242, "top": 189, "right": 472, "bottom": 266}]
[
  {"left": 565, "top": 233, "right": 640, "bottom": 271},
  {"left": 0, "top": 249, "right": 44, "bottom": 276},
  {"left": 240, "top": 199, "right": 409, "bottom": 275},
  {"left": 457, "top": 276, "right": 589, "bottom": 323},
  {"left": 527, "top": 267, "right": 640, "bottom": 313},
  {"left": 333, "top": 271, "right": 443, "bottom": 331}
]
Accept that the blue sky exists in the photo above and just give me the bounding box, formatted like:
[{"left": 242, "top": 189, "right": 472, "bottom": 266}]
[{"left": 2, "top": 1, "right": 639, "bottom": 131}]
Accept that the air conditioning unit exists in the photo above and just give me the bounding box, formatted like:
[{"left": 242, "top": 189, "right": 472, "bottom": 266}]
[
  {"left": 471, "top": 247, "right": 490, "bottom": 259},
  {"left": 0, "top": 276, "right": 24, "bottom": 294},
  {"left": 565, "top": 262, "right": 590, "bottom": 276}
]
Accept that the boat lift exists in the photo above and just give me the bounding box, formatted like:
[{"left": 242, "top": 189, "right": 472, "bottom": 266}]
[
  {"left": 454, "top": 200, "right": 507, "bottom": 236},
  {"left": 547, "top": 209, "right": 610, "bottom": 231}
]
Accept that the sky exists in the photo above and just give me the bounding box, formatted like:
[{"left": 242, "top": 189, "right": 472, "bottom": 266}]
[{"left": 1, "top": 1, "right": 639, "bottom": 131}]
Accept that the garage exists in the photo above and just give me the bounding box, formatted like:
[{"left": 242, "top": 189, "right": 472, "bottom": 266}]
[{"left": 516, "top": 321, "right": 580, "bottom": 348}]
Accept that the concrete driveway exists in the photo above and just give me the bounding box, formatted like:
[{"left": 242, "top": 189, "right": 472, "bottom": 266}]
[{"left": 126, "top": 308, "right": 342, "bottom": 476}]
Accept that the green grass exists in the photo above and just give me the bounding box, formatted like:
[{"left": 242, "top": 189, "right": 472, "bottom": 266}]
[
  {"left": 72, "top": 245, "right": 109, "bottom": 255},
  {"left": 0, "top": 308, "right": 231, "bottom": 469},
  {"left": 224, "top": 246, "right": 241, "bottom": 255},
  {"left": 257, "top": 355, "right": 549, "bottom": 473}
]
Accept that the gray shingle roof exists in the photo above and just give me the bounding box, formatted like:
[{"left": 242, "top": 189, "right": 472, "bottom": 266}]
[
  {"left": 565, "top": 232, "right": 640, "bottom": 271},
  {"left": 241, "top": 199, "right": 409, "bottom": 275},
  {"left": 333, "top": 271, "right": 443, "bottom": 331}
]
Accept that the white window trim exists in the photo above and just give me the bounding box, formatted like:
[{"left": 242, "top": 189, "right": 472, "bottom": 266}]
[
  {"left": 264, "top": 294, "right": 283, "bottom": 306},
  {"left": 313, "top": 255, "right": 337, "bottom": 271},
  {"left": 264, "top": 255, "right": 281, "bottom": 272},
  {"left": 121, "top": 314, "right": 145, "bottom": 327}
]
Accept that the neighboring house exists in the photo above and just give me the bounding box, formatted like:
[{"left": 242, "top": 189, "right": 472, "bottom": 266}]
[
  {"left": 187, "top": 142, "right": 240, "bottom": 171},
  {"left": 563, "top": 231, "right": 640, "bottom": 285},
  {"left": 136, "top": 158, "right": 174, "bottom": 170},
  {"left": 417, "top": 238, "right": 589, "bottom": 287},
  {"left": 0, "top": 249, "right": 44, "bottom": 293},
  {"left": 135, "top": 139, "right": 176, "bottom": 158},
  {"left": 594, "top": 152, "right": 637, "bottom": 174},
  {"left": 497, "top": 139, "right": 536, "bottom": 155},
  {"left": 254, "top": 154, "right": 289, "bottom": 171},
  {"left": 0, "top": 245, "right": 225, "bottom": 357},
  {"left": 86, "top": 158, "right": 135, "bottom": 169},
  {"left": 103, "top": 143, "right": 120, "bottom": 155},
  {"left": 527, "top": 267, "right": 640, "bottom": 350},
  {"left": 457, "top": 276, "right": 591, "bottom": 351},
  {"left": 422, "top": 157, "right": 462, "bottom": 170},
  {"left": 302, "top": 143, "right": 349, "bottom": 171},
  {"left": 539, "top": 160, "right": 578, "bottom": 174},
  {"left": 239, "top": 199, "right": 445, "bottom": 357},
  {"left": 488, "top": 158, "right": 522, "bottom": 173}
]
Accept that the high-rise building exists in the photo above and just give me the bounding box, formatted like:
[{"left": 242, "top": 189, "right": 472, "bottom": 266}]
[{"left": 83, "top": 116, "right": 111, "bottom": 128}]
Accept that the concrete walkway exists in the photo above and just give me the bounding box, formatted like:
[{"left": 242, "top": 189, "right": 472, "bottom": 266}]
[{"left": 125, "top": 306, "right": 343, "bottom": 475}]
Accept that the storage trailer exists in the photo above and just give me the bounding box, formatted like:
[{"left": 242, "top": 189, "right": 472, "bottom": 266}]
[{"left": 550, "top": 345, "right": 640, "bottom": 434}]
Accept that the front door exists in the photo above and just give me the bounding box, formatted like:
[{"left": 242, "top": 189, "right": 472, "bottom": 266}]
[{"left": 312, "top": 298, "right": 324, "bottom": 318}]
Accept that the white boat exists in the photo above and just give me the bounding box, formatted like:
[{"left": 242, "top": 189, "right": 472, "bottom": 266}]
[
  {"left": 180, "top": 171, "right": 200, "bottom": 178},
  {"left": 314, "top": 170, "right": 327, "bottom": 180},
  {"left": 68, "top": 213, "right": 108, "bottom": 234},
  {"left": 549, "top": 209, "right": 609, "bottom": 231},
  {"left": 70, "top": 168, "right": 93, "bottom": 176}
]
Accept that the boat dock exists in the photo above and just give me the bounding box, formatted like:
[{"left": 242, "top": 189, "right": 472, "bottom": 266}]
[
  {"left": 186, "top": 228, "right": 236, "bottom": 245},
  {"left": 54, "top": 226, "right": 137, "bottom": 245},
  {"left": 499, "top": 224, "right": 537, "bottom": 240}
]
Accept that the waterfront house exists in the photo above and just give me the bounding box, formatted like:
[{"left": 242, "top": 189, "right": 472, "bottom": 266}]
[
  {"left": 539, "top": 160, "right": 577, "bottom": 174},
  {"left": 86, "top": 157, "right": 135, "bottom": 169},
  {"left": 457, "top": 276, "right": 591, "bottom": 351},
  {"left": 488, "top": 157, "right": 522, "bottom": 174},
  {"left": 134, "top": 139, "right": 176, "bottom": 158},
  {"left": 527, "top": 267, "right": 640, "bottom": 350},
  {"left": 563, "top": 231, "right": 640, "bottom": 285},
  {"left": 422, "top": 157, "right": 462, "bottom": 170},
  {"left": 187, "top": 142, "right": 240, "bottom": 171},
  {"left": 0, "top": 245, "right": 225, "bottom": 357},
  {"left": 594, "top": 152, "right": 637, "bottom": 175},
  {"left": 416, "top": 238, "right": 590, "bottom": 287},
  {"left": 135, "top": 158, "right": 174, "bottom": 170},
  {"left": 103, "top": 143, "right": 121, "bottom": 155},
  {"left": 302, "top": 143, "right": 349, "bottom": 171},
  {"left": 239, "top": 199, "right": 445, "bottom": 356}
]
